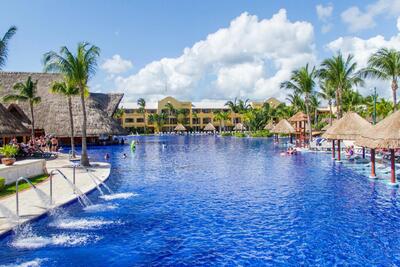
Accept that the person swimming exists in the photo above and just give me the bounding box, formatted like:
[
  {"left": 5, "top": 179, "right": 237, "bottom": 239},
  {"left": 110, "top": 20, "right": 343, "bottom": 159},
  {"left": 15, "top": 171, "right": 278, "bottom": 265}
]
[
  {"left": 122, "top": 153, "right": 127, "bottom": 159},
  {"left": 104, "top": 153, "right": 110, "bottom": 160}
]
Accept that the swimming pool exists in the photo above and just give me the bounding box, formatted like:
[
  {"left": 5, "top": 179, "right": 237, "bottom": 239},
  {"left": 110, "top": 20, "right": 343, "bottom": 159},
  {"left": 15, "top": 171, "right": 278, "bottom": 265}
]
[{"left": 1, "top": 136, "right": 400, "bottom": 266}]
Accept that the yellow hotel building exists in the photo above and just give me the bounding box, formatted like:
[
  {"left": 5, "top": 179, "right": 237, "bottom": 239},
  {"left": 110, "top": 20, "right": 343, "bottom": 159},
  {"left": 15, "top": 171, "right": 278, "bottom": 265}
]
[{"left": 121, "top": 96, "right": 281, "bottom": 133}]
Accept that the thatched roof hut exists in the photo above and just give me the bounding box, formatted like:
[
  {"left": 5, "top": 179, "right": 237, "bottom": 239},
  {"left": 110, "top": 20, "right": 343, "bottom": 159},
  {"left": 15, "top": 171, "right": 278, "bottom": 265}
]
[
  {"left": 0, "top": 103, "right": 30, "bottom": 137},
  {"left": 0, "top": 72, "right": 126, "bottom": 137},
  {"left": 203, "top": 122, "right": 216, "bottom": 131},
  {"left": 271, "top": 119, "right": 295, "bottom": 134},
  {"left": 356, "top": 110, "right": 400, "bottom": 149},
  {"left": 322, "top": 112, "right": 372, "bottom": 140},
  {"left": 233, "top": 123, "right": 246, "bottom": 131},
  {"left": 174, "top": 123, "right": 186, "bottom": 131},
  {"left": 264, "top": 121, "right": 275, "bottom": 131},
  {"left": 288, "top": 112, "right": 308, "bottom": 122}
]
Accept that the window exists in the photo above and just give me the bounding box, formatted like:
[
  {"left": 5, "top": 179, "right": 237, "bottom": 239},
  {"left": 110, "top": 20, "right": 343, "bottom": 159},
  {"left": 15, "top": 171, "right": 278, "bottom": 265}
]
[
  {"left": 233, "top": 118, "right": 241, "bottom": 123},
  {"left": 192, "top": 118, "right": 200, "bottom": 124},
  {"left": 125, "top": 109, "right": 134, "bottom": 114},
  {"left": 125, "top": 118, "right": 134, "bottom": 123},
  {"left": 203, "top": 118, "right": 211, "bottom": 124},
  {"left": 136, "top": 118, "right": 144, "bottom": 123},
  {"left": 202, "top": 109, "right": 211, "bottom": 113}
]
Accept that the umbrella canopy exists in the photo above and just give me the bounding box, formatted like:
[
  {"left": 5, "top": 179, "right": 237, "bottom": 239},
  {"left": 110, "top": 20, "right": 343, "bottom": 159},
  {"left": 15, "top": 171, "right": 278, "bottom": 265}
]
[
  {"left": 271, "top": 119, "right": 295, "bottom": 134},
  {"left": 0, "top": 103, "right": 30, "bottom": 137},
  {"left": 322, "top": 112, "right": 372, "bottom": 140},
  {"left": 356, "top": 110, "right": 400, "bottom": 149},
  {"left": 288, "top": 111, "right": 308, "bottom": 122},
  {"left": 264, "top": 121, "right": 275, "bottom": 130},
  {"left": 203, "top": 122, "right": 216, "bottom": 131},
  {"left": 174, "top": 123, "right": 186, "bottom": 131},
  {"left": 233, "top": 123, "right": 246, "bottom": 131}
]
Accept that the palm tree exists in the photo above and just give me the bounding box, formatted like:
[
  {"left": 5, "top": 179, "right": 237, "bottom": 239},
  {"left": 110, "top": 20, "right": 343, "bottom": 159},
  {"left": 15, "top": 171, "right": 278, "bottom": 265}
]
[
  {"left": 0, "top": 26, "right": 17, "bottom": 70},
  {"left": 361, "top": 48, "right": 400, "bottom": 111},
  {"left": 318, "top": 80, "right": 336, "bottom": 125},
  {"left": 50, "top": 80, "right": 79, "bottom": 157},
  {"left": 281, "top": 64, "right": 317, "bottom": 142},
  {"left": 137, "top": 98, "right": 146, "bottom": 133},
  {"left": 148, "top": 113, "right": 167, "bottom": 133},
  {"left": 214, "top": 111, "right": 230, "bottom": 132},
  {"left": 3, "top": 76, "right": 41, "bottom": 138},
  {"left": 319, "top": 52, "right": 364, "bottom": 118},
  {"left": 164, "top": 102, "right": 175, "bottom": 132},
  {"left": 310, "top": 94, "right": 320, "bottom": 125},
  {"left": 237, "top": 99, "right": 250, "bottom": 113},
  {"left": 43, "top": 42, "right": 100, "bottom": 166},
  {"left": 225, "top": 97, "right": 239, "bottom": 113},
  {"left": 177, "top": 108, "right": 189, "bottom": 125},
  {"left": 286, "top": 92, "right": 305, "bottom": 113}
]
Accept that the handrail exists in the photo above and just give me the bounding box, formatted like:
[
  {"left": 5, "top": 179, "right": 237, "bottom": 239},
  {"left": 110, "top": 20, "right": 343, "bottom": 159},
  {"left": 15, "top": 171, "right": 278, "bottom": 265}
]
[{"left": 15, "top": 177, "right": 37, "bottom": 218}]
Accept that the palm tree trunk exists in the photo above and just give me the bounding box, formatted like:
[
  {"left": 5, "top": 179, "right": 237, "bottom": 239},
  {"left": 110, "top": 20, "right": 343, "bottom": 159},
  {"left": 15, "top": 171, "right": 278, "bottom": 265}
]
[
  {"left": 79, "top": 86, "right": 90, "bottom": 166},
  {"left": 329, "top": 101, "right": 333, "bottom": 125},
  {"left": 305, "top": 97, "right": 313, "bottom": 143},
  {"left": 392, "top": 80, "right": 398, "bottom": 111},
  {"left": 68, "top": 96, "right": 76, "bottom": 158},
  {"left": 30, "top": 101, "right": 35, "bottom": 139},
  {"left": 143, "top": 112, "right": 146, "bottom": 134},
  {"left": 337, "top": 87, "right": 343, "bottom": 118}
]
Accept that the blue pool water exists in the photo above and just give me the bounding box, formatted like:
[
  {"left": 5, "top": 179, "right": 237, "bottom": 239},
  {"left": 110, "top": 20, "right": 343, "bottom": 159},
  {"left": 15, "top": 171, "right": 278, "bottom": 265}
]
[{"left": 1, "top": 136, "right": 400, "bottom": 266}]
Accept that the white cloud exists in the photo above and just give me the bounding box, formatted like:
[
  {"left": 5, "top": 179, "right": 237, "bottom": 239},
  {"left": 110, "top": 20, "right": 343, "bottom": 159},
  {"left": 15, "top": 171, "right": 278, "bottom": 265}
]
[
  {"left": 316, "top": 3, "right": 334, "bottom": 33},
  {"left": 101, "top": 55, "right": 132, "bottom": 74},
  {"left": 341, "top": 0, "right": 400, "bottom": 32},
  {"left": 316, "top": 4, "right": 333, "bottom": 22},
  {"left": 326, "top": 33, "right": 400, "bottom": 97},
  {"left": 397, "top": 17, "right": 400, "bottom": 31},
  {"left": 114, "top": 10, "right": 317, "bottom": 101}
]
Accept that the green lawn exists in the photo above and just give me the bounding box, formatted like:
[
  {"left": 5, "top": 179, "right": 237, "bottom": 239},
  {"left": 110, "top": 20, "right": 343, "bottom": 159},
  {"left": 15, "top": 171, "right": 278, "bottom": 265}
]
[{"left": 0, "top": 174, "right": 49, "bottom": 199}]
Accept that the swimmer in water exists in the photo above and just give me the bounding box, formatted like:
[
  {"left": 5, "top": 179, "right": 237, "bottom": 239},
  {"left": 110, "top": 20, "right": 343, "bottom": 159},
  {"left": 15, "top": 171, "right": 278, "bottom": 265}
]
[
  {"left": 122, "top": 153, "right": 127, "bottom": 159},
  {"left": 104, "top": 153, "right": 110, "bottom": 160}
]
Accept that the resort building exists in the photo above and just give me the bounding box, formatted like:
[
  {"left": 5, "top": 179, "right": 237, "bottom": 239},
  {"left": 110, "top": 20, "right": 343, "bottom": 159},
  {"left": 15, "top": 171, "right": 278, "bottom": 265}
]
[
  {"left": 121, "top": 96, "right": 282, "bottom": 133},
  {"left": 0, "top": 72, "right": 126, "bottom": 144}
]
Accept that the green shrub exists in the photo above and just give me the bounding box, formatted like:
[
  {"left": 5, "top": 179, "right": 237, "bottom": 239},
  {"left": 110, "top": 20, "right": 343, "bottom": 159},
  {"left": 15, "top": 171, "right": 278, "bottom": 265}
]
[
  {"left": 0, "top": 177, "right": 5, "bottom": 191},
  {"left": 221, "top": 132, "right": 232, "bottom": 137},
  {"left": 233, "top": 132, "right": 247, "bottom": 138},
  {"left": 249, "top": 130, "right": 273, "bottom": 138},
  {"left": 0, "top": 145, "right": 19, "bottom": 158}
]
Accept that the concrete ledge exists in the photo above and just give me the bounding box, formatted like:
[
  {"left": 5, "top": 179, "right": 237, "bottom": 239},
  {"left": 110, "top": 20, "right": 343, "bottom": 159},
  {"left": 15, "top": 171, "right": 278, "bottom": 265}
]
[
  {"left": 0, "top": 155, "right": 111, "bottom": 236},
  {"left": 0, "top": 159, "right": 46, "bottom": 185}
]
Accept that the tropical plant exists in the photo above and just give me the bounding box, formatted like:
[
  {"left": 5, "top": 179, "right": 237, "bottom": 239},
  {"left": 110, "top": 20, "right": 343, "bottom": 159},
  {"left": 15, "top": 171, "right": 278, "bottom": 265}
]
[
  {"left": 361, "top": 48, "right": 400, "bottom": 111},
  {"left": 318, "top": 80, "right": 336, "bottom": 125},
  {"left": 341, "top": 89, "right": 364, "bottom": 113},
  {"left": 376, "top": 98, "right": 394, "bottom": 119},
  {"left": 148, "top": 113, "right": 167, "bottom": 133},
  {"left": 310, "top": 94, "right": 320, "bottom": 125},
  {"left": 0, "top": 26, "right": 17, "bottom": 70},
  {"left": 137, "top": 98, "right": 146, "bottom": 133},
  {"left": 3, "top": 76, "right": 41, "bottom": 138},
  {"left": 164, "top": 102, "right": 176, "bottom": 131},
  {"left": 281, "top": 64, "right": 317, "bottom": 142},
  {"left": 0, "top": 144, "right": 19, "bottom": 158},
  {"left": 43, "top": 42, "right": 100, "bottom": 166},
  {"left": 177, "top": 108, "right": 189, "bottom": 124},
  {"left": 225, "top": 97, "right": 239, "bottom": 113},
  {"left": 50, "top": 80, "right": 79, "bottom": 157},
  {"left": 318, "top": 52, "right": 364, "bottom": 118},
  {"left": 286, "top": 92, "right": 305, "bottom": 113},
  {"left": 214, "top": 111, "right": 230, "bottom": 132},
  {"left": 237, "top": 99, "right": 250, "bottom": 113}
]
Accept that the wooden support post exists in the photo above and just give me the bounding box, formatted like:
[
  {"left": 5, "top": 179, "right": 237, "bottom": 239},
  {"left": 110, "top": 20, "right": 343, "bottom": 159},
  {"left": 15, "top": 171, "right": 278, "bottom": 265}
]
[
  {"left": 337, "top": 140, "right": 341, "bottom": 161},
  {"left": 332, "top": 140, "right": 335, "bottom": 159},
  {"left": 370, "top": 149, "right": 376, "bottom": 178},
  {"left": 290, "top": 134, "right": 293, "bottom": 144},
  {"left": 391, "top": 149, "right": 396, "bottom": 184},
  {"left": 362, "top": 147, "right": 365, "bottom": 159}
]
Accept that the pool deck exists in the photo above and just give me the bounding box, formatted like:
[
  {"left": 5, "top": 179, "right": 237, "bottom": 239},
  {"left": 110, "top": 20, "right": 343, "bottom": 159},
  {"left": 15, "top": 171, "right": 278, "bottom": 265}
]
[{"left": 0, "top": 154, "right": 111, "bottom": 236}]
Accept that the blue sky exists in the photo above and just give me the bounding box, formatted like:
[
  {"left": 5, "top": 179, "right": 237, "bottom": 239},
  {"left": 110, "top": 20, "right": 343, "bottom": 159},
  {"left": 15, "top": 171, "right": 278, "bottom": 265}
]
[{"left": 1, "top": 0, "right": 400, "bottom": 102}]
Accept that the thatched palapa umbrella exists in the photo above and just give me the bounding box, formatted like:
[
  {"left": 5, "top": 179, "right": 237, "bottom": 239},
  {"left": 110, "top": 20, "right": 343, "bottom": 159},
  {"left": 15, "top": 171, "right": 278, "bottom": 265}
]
[
  {"left": 174, "top": 123, "right": 186, "bottom": 132},
  {"left": 271, "top": 119, "right": 295, "bottom": 143},
  {"left": 264, "top": 121, "right": 275, "bottom": 131},
  {"left": 322, "top": 112, "right": 372, "bottom": 161},
  {"left": 203, "top": 122, "right": 216, "bottom": 132},
  {"left": 233, "top": 123, "right": 246, "bottom": 131},
  {"left": 356, "top": 110, "right": 400, "bottom": 184},
  {"left": 0, "top": 103, "right": 30, "bottom": 141}
]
